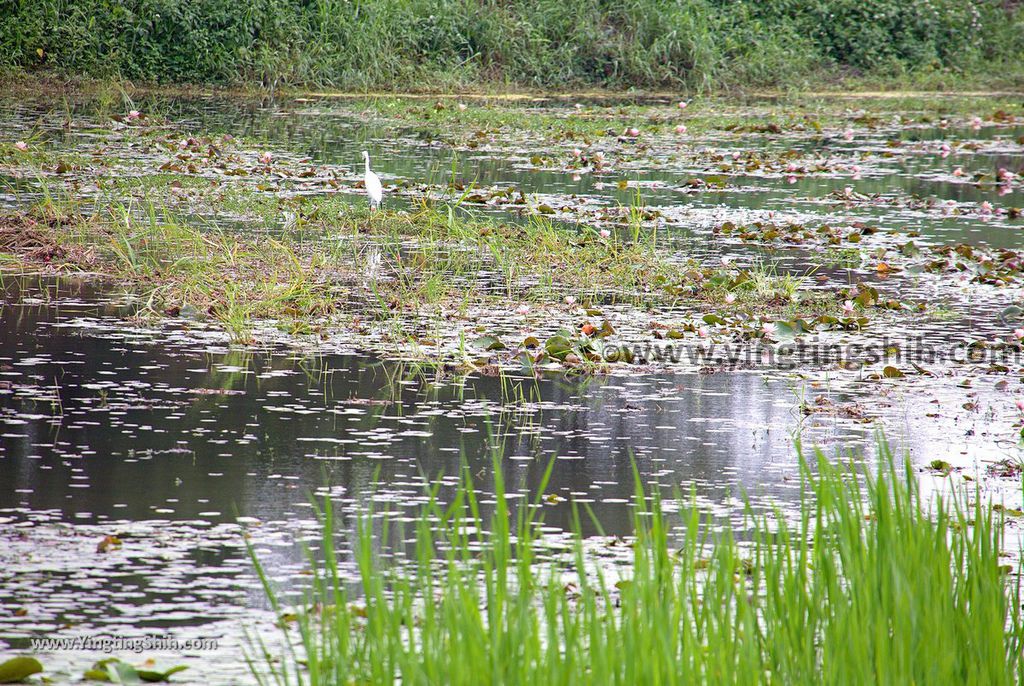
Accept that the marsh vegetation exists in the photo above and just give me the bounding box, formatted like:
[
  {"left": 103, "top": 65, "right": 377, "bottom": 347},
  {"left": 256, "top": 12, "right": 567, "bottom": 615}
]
[{"left": 0, "top": 73, "right": 1023, "bottom": 683}]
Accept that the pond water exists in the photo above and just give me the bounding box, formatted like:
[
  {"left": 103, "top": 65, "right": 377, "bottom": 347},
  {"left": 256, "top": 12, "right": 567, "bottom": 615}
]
[{"left": 1, "top": 92, "right": 1023, "bottom": 683}]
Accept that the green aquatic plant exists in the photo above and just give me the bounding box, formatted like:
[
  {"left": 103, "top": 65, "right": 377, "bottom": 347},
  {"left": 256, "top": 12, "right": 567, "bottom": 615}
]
[{"left": 249, "top": 442, "right": 1024, "bottom": 685}]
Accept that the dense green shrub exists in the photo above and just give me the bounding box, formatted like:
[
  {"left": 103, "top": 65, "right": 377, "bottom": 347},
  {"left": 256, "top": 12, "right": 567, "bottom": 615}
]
[{"left": 0, "top": 0, "right": 1020, "bottom": 89}]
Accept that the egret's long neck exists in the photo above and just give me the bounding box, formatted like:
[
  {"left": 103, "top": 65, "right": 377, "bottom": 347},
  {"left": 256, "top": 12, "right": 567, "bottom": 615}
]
[{"left": 364, "top": 156, "right": 371, "bottom": 174}]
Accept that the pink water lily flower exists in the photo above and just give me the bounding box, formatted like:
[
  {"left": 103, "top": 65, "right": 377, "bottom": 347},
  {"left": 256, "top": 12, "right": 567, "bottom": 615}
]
[
  {"left": 258, "top": 151, "right": 273, "bottom": 165},
  {"left": 842, "top": 300, "right": 855, "bottom": 315},
  {"left": 980, "top": 201, "right": 994, "bottom": 215},
  {"left": 724, "top": 293, "right": 736, "bottom": 305},
  {"left": 1016, "top": 398, "right": 1024, "bottom": 411},
  {"left": 697, "top": 326, "right": 709, "bottom": 338},
  {"left": 843, "top": 129, "right": 854, "bottom": 142},
  {"left": 516, "top": 304, "right": 530, "bottom": 315},
  {"left": 127, "top": 110, "right": 141, "bottom": 120},
  {"left": 761, "top": 322, "right": 777, "bottom": 336},
  {"left": 970, "top": 116, "right": 983, "bottom": 130},
  {"left": 1014, "top": 328, "right": 1024, "bottom": 340},
  {"left": 564, "top": 295, "right": 576, "bottom": 305},
  {"left": 677, "top": 101, "right": 688, "bottom": 109},
  {"left": 953, "top": 166, "right": 964, "bottom": 177},
  {"left": 786, "top": 175, "right": 798, "bottom": 184},
  {"left": 14, "top": 141, "right": 27, "bottom": 151},
  {"left": 674, "top": 124, "right": 687, "bottom": 134},
  {"left": 624, "top": 127, "right": 640, "bottom": 137}
]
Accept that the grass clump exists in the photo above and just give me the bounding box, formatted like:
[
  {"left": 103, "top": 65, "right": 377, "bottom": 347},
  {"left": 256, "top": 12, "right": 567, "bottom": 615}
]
[{"left": 251, "top": 445, "right": 1024, "bottom": 685}]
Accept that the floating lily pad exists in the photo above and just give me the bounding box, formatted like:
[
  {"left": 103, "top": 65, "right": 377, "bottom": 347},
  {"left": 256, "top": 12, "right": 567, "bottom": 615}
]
[
  {"left": 0, "top": 657, "right": 43, "bottom": 683},
  {"left": 471, "top": 335, "right": 505, "bottom": 351}
]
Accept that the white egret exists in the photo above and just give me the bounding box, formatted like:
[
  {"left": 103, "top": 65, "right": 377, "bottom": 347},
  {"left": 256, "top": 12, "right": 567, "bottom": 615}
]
[{"left": 362, "top": 150, "right": 383, "bottom": 210}]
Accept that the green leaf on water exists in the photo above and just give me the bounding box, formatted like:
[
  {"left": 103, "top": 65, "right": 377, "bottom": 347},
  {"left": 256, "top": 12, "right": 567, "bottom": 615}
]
[
  {"left": 83, "top": 658, "right": 186, "bottom": 684},
  {"left": 882, "top": 366, "right": 905, "bottom": 378},
  {"left": 0, "top": 657, "right": 43, "bottom": 683},
  {"left": 137, "top": 666, "right": 188, "bottom": 683},
  {"left": 855, "top": 286, "right": 879, "bottom": 308},
  {"left": 899, "top": 241, "right": 920, "bottom": 257},
  {"left": 471, "top": 335, "right": 505, "bottom": 351},
  {"left": 545, "top": 335, "right": 573, "bottom": 360},
  {"left": 1000, "top": 305, "right": 1024, "bottom": 323}
]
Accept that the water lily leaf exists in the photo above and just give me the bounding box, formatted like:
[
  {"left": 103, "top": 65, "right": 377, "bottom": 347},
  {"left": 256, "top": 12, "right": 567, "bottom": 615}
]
[
  {"left": 929, "top": 459, "right": 952, "bottom": 473},
  {"left": 471, "top": 335, "right": 505, "bottom": 351},
  {"left": 702, "top": 314, "right": 725, "bottom": 325},
  {"left": 522, "top": 336, "right": 540, "bottom": 348},
  {"left": 536, "top": 204, "right": 555, "bottom": 214},
  {"left": 137, "top": 666, "right": 188, "bottom": 683},
  {"left": 0, "top": 657, "right": 43, "bottom": 683},
  {"left": 900, "top": 241, "right": 920, "bottom": 257},
  {"left": 882, "top": 366, "right": 905, "bottom": 378},
  {"left": 773, "top": 321, "right": 799, "bottom": 340},
  {"left": 545, "top": 335, "right": 573, "bottom": 360},
  {"left": 854, "top": 287, "right": 879, "bottom": 307},
  {"left": 1000, "top": 305, "right": 1024, "bottom": 323},
  {"left": 108, "top": 662, "right": 140, "bottom": 684}
]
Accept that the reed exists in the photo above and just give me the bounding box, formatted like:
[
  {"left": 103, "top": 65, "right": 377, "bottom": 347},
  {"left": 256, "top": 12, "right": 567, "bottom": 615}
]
[{"left": 250, "top": 443, "right": 1024, "bottom": 684}]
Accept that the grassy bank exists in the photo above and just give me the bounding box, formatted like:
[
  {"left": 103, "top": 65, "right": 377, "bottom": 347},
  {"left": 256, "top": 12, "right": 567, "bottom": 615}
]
[
  {"left": 2, "top": 1, "right": 1022, "bottom": 92},
  {"left": 0, "top": 189, "right": 834, "bottom": 366},
  {"left": 251, "top": 446, "right": 1024, "bottom": 684}
]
